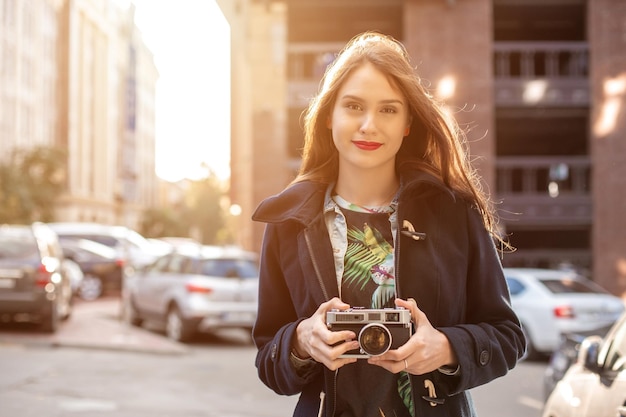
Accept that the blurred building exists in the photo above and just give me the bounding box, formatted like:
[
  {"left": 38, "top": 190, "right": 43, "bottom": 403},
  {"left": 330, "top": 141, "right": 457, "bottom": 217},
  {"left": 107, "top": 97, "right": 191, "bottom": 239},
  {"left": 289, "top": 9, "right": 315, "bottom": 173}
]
[
  {"left": 217, "top": 0, "right": 626, "bottom": 296},
  {"left": 0, "top": 0, "right": 159, "bottom": 229}
]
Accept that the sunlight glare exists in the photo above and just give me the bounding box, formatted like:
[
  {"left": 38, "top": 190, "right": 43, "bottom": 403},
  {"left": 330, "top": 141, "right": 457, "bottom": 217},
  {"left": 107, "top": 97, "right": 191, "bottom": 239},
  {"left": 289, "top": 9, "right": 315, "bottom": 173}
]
[
  {"left": 594, "top": 73, "right": 626, "bottom": 138},
  {"left": 132, "top": 0, "right": 231, "bottom": 182}
]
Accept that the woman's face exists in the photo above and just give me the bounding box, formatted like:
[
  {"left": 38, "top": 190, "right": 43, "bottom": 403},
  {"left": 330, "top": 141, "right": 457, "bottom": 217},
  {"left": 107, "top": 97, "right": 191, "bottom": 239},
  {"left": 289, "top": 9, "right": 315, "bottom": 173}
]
[{"left": 328, "top": 62, "right": 410, "bottom": 176}]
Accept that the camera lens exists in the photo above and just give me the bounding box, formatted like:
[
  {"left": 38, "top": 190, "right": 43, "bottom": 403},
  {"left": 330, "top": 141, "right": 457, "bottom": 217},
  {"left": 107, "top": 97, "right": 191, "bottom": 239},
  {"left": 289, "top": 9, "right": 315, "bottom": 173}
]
[{"left": 358, "top": 323, "right": 392, "bottom": 356}]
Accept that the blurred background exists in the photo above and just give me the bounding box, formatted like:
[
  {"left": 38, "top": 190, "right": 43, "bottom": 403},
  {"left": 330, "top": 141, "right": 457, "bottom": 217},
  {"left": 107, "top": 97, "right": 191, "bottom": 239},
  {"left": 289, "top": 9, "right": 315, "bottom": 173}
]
[
  {"left": 1, "top": 0, "right": 624, "bottom": 297},
  {"left": 2, "top": 2, "right": 626, "bottom": 416}
]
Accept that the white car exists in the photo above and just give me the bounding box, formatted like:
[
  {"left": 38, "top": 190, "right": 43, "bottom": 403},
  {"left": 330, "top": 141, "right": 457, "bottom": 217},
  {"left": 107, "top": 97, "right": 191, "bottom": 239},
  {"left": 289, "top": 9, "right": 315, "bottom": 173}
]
[
  {"left": 123, "top": 245, "right": 259, "bottom": 342},
  {"left": 504, "top": 268, "right": 625, "bottom": 359},
  {"left": 542, "top": 310, "right": 626, "bottom": 417},
  {"left": 49, "top": 222, "right": 170, "bottom": 270}
]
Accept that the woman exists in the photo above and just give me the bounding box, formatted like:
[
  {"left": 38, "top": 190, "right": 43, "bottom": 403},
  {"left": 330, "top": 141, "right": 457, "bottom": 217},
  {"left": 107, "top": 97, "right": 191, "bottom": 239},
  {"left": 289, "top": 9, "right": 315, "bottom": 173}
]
[{"left": 251, "top": 31, "right": 525, "bottom": 417}]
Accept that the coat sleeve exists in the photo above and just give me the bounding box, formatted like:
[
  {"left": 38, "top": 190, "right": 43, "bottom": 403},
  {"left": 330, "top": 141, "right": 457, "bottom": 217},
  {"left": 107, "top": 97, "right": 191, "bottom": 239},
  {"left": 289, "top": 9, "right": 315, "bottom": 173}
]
[
  {"left": 436, "top": 204, "right": 526, "bottom": 395},
  {"left": 253, "top": 223, "right": 323, "bottom": 396}
]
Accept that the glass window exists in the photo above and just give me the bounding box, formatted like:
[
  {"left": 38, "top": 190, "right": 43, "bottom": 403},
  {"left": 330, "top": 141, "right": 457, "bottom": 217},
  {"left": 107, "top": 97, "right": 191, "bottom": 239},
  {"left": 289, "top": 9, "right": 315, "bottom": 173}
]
[
  {"left": 506, "top": 277, "right": 525, "bottom": 296},
  {"left": 200, "top": 258, "right": 258, "bottom": 279},
  {"left": 148, "top": 255, "right": 171, "bottom": 273},
  {"left": 167, "top": 255, "right": 189, "bottom": 274},
  {"left": 603, "top": 317, "right": 626, "bottom": 372},
  {"left": 0, "top": 227, "right": 37, "bottom": 258},
  {"left": 541, "top": 278, "right": 604, "bottom": 294}
]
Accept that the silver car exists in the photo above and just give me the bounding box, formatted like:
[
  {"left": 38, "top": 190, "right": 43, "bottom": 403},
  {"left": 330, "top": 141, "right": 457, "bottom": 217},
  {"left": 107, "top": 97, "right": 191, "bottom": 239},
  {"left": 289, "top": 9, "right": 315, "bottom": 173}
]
[{"left": 123, "top": 245, "right": 259, "bottom": 342}]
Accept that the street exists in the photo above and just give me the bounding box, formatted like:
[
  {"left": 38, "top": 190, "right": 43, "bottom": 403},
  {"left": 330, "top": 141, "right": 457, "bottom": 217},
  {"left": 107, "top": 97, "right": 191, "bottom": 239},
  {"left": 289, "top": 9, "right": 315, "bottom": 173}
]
[{"left": 0, "top": 298, "right": 547, "bottom": 417}]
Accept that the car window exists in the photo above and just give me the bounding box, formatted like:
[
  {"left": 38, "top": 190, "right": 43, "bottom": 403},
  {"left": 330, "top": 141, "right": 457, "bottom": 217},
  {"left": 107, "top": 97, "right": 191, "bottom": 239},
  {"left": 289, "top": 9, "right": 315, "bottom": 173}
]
[
  {"left": 60, "top": 238, "right": 118, "bottom": 259},
  {"left": 506, "top": 277, "right": 525, "bottom": 296},
  {"left": 60, "top": 234, "right": 119, "bottom": 248},
  {"left": 167, "top": 255, "right": 190, "bottom": 274},
  {"left": 0, "top": 232, "right": 37, "bottom": 258},
  {"left": 200, "top": 258, "right": 258, "bottom": 278},
  {"left": 147, "top": 255, "right": 171, "bottom": 273},
  {"left": 601, "top": 317, "right": 626, "bottom": 372},
  {"left": 541, "top": 278, "right": 604, "bottom": 294},
  {"left": 234, "top": 259, "right": 259, "bottom": 278}
]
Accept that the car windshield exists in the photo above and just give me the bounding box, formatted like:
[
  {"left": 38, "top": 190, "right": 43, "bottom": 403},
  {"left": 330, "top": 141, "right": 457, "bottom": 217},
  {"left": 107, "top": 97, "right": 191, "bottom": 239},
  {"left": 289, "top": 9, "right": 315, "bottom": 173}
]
[
  {"left": 0, "top": 228, "right": 37, "bottom": 258},
  {"left": 540, "top": 278, "right": 607, "bottom": 294},
  {"left": 59, "top": 238, "right": 118, "bottom": 259},
  {"left": 200, "top": 258, "right": 258, "bottom": 279}
]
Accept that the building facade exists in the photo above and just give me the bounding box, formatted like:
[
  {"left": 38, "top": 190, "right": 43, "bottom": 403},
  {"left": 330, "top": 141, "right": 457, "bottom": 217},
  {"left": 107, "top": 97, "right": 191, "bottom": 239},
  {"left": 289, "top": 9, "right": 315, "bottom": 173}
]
[
  {"left": 1, "top": 0, "right": 159, "bottom": 230},
  {"left": 218, "top": 0, "right": 626, "bottom": 297}
]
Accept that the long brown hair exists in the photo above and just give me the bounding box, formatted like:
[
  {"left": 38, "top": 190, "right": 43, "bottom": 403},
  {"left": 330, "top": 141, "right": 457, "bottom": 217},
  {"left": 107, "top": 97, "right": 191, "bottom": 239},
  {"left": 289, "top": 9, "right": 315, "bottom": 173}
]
[{"left": 295, "top": 31, "right": 504, "bottom": 245}]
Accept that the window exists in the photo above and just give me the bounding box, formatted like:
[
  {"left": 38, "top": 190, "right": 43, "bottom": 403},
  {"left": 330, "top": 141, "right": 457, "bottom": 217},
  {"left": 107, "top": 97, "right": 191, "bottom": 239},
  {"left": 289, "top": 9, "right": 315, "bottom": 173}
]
[
  {"left": 505, "top": 277, "right": 525, "bottom": 296},
  {"left": 602, "top": 316, "right": 626, "bottom": 373},
  {"left": 200, "top": 258, "right": 258, "bottom": 279},
  {"left": 541, "top": 278, "right": 606, "bottom": 295}
]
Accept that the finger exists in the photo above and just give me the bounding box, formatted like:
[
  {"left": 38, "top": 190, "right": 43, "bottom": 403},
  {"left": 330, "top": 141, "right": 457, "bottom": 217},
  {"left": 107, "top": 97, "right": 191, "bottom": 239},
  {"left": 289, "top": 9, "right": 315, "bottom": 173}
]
[
  {"left": 395, "top": 298, "right": 426, "bottom": 325},
  {"left": 321, "top": 297, "right": 350, "bottom": 313}
]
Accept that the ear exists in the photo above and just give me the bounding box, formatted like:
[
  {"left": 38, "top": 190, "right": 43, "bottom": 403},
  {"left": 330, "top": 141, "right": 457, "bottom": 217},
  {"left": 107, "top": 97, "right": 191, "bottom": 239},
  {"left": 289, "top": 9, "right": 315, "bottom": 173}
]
[
  {"left": 326, "top": 116, "right": 332, "bottom": 129},
  {"left": 404, "top": 116, "right": 413, "bottom": 137}
]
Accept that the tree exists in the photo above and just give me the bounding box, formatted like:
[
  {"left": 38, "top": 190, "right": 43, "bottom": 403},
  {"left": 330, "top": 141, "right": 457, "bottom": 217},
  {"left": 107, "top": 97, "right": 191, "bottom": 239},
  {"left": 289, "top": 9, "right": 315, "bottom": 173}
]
[
  {"left": 186, "top": 173, "right": 226, "bottom": 245},
  {"left": 140, "top": 169, "right": 230, "bottom": 245},
  {"left": 0, "top": 146, "right": 67, "bottom": 224}
]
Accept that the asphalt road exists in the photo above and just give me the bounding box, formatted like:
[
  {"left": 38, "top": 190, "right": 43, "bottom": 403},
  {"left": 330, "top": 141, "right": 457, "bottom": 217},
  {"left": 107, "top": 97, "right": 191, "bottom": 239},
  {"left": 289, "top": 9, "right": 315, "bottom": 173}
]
[{"left": 0, "top": 298, "right": 547, "bottom": 417}]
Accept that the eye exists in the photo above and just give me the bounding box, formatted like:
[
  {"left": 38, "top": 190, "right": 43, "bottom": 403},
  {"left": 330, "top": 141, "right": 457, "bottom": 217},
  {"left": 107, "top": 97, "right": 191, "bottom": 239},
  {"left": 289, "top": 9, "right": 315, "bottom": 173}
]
[
  {"left": 346, "top": 103, "right": 362, "bottom": 111},
  {"left": 381, "top": 107, "right": 397, "bottom": 114}
]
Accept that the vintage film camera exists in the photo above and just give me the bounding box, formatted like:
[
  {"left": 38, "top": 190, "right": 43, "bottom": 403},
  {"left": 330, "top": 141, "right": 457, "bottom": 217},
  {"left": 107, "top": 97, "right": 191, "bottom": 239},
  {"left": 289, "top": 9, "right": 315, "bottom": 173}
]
[{"left": 326, "top": 307, "right": 413, "bottom": 358}]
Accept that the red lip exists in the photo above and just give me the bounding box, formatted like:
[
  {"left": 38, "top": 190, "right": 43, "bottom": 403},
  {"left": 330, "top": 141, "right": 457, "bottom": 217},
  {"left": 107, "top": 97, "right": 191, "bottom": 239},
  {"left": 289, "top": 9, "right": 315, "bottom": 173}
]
[{"left": 353, "top": 141, "right": 382, "bottom": 151}]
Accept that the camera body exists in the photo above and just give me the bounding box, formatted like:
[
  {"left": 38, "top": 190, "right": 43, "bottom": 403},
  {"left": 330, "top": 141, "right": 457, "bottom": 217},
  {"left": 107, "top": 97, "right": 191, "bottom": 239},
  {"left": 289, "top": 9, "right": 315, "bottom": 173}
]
[{"left": 327, "top": 307, "right": 413, "bottom": 358}]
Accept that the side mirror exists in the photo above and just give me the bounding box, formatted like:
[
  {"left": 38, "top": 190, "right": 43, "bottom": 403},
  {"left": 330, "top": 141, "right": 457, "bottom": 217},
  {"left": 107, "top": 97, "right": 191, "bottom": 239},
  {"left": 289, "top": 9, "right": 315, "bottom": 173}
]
[{"left": 579, "top": 335, "right": 603, "bottom": 374}]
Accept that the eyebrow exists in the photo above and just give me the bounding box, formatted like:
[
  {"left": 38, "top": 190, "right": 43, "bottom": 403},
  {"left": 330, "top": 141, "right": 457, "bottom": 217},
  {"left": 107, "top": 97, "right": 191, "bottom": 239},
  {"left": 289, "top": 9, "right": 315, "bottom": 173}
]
[{"left": 340, "top": 94, "right": 405, "bottom": 106}]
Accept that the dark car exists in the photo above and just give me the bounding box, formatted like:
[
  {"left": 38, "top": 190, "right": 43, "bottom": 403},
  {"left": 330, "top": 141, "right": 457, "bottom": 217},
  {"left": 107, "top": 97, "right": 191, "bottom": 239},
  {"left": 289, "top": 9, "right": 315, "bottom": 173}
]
[
  {"left": 58, "top": 238, "right": 127, "bottom": 301},
  {"left": 0, "top": 222, "right": 73, "bottom": 332},
  {"left": 542, "top": 324, "right": 613, "bottom": 400}
]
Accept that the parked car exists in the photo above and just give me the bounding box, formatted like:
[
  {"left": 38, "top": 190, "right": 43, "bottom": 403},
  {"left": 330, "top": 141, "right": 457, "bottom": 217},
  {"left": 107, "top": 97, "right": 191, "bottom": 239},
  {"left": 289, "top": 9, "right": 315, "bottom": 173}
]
[
  {"left": 58, "top": 237, "right": 128, "bottom": 300},
  {"left": 0, "top": 222, "right": 73, "bottom": 332},
  {"left": 542, "top": 310, "right": 626, "bottom": 417},
  {"left": 49, "top": 222, "right": 169, "bottom": 270},
  {"left": 504, "top": 268, "right": 625, "bottom": 359},
  {"left": 122, "top": 245, "right": 259, "bottom": 342},
  {"left": 542, "top": 323, "right": 613, "bottom": 400}
]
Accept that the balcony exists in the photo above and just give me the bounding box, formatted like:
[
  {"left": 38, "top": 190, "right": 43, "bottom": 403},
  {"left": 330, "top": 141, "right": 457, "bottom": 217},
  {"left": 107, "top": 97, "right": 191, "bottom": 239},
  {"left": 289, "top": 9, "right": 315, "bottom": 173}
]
[
  {"left": 494, "top": 41, "right": 589, "bottom": 107},
  {"left": 287, "top": 41, "right": 590, "bottom": 108},
  {"left": 496, "top": 156, "right": 591, "bottom": 227}
]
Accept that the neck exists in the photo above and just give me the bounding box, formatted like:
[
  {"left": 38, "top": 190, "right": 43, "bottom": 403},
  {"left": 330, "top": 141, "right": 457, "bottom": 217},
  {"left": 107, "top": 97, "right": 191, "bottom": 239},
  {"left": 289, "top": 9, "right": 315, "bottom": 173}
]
[{"left": 335, "top": 169, "right": 399, "bottom": 207}]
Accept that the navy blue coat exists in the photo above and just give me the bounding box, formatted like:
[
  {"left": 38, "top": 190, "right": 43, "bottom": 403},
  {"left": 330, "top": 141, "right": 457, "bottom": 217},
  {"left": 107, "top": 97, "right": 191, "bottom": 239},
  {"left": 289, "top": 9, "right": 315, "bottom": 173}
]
[{"left": 251, "top": 171, "right": 525, "bottom": 417}]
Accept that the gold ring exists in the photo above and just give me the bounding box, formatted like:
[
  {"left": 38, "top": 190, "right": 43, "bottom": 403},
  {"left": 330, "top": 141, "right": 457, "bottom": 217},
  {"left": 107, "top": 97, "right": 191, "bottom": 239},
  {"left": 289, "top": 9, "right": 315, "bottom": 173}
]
[{"left": 404, "top": 359, "right": 408, "bottom": 369}]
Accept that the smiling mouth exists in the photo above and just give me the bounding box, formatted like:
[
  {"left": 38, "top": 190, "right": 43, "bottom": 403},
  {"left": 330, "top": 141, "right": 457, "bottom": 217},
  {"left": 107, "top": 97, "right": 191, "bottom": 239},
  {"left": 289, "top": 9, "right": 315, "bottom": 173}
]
[{"left": 353, "top": 141, "right": 382, "bottom": 151}]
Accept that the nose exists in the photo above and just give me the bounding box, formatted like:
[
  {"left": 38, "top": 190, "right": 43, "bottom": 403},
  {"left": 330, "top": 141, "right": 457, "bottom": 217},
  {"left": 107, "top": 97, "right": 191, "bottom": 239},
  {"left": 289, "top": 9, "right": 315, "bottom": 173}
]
[{"left": 359, "top": 111, "right": 377, "bottom": 135}]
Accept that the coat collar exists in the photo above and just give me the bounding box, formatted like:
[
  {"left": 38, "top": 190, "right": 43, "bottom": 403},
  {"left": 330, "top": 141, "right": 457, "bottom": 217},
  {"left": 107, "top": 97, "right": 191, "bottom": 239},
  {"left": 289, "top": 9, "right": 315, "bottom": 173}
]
[{"left": 252, "top": 170, "right": 455, "bottom": 226}]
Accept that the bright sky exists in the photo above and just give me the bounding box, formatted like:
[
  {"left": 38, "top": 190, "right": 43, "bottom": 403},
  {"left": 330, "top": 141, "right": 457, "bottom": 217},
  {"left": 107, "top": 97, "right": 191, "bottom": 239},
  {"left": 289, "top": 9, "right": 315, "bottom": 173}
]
[{"left": 131, "top": 0, "right": 231, "bottom": 182}]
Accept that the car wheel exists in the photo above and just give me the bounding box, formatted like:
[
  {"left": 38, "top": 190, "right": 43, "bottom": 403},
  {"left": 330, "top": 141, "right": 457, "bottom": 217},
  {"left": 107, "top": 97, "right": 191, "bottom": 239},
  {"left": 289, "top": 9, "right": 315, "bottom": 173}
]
[
  {"left": 79, "top": 275, "right": 103, "bottom": 301},
  {"left": 165, "top": 305, "right": 195, "bottom": 343},
  {"left": 123, "top": 297, "right": 143, "bottom": 327},
  {"left": 59, "top": 279, "right": 73, "bottom": 320},
  {"left": 40, "top": 300, "right": 59, "bottom": 333}
]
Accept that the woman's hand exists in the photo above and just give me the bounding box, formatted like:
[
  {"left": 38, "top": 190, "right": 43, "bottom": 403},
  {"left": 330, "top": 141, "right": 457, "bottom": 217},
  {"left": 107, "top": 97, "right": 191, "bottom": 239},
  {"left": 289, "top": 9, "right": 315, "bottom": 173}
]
[
  {"left": 293, "top": 298, "right": 360, "bottom": 371},
  {"left": 368, "top": 298, "right": 458, "bottom": 374}
]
